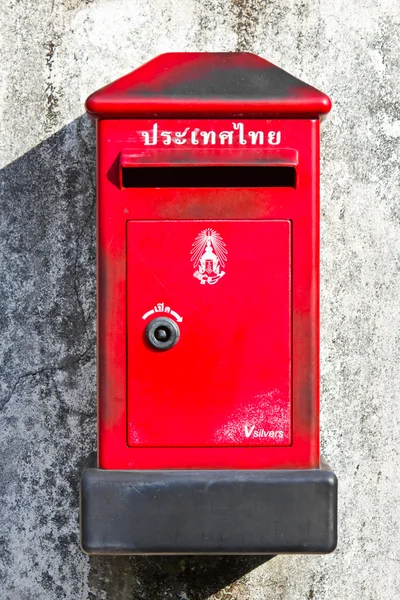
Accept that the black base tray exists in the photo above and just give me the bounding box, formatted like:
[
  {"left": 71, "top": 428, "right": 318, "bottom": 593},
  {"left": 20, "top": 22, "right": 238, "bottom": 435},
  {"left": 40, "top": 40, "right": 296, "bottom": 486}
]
[{"left": 80, "top": 454, "right": 337, "bottom": 555}]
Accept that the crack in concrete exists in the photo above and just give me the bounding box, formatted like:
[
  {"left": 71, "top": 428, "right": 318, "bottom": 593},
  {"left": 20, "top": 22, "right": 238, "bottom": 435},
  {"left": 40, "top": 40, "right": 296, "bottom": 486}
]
[
  {"left": 1, "top": 342, "right": 95, "bottom": 412},
  {"left": 44, "top": 39, "right": 60, "bottom": 130}
]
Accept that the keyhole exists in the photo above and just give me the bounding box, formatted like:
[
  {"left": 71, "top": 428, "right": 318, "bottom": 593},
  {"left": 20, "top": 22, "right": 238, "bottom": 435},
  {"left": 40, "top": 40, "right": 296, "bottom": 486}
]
[{"left": 154, "top": 326, "right": 171, "bottom": 342}]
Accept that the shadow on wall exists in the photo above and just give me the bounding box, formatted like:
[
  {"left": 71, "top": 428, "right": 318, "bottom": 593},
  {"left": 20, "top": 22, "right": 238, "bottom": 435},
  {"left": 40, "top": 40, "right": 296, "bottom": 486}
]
[
  {"left": 0, "top": 115, "right": 271, "bottom": 599},
  {"left": 88, "top": 554, "right": 272, "bottom": 600}
]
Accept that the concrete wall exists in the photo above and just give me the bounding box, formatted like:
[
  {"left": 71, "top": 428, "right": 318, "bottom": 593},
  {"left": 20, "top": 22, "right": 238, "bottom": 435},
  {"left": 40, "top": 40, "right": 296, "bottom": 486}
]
[{"left": 1, "top": 1, "right": 399, "bottom": 598}]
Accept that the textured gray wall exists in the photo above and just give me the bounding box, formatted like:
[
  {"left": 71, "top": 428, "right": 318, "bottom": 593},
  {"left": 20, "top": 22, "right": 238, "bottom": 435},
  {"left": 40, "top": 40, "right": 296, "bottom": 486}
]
[{"left": 1, "top": 1, "right": 399, "bottom": 598}]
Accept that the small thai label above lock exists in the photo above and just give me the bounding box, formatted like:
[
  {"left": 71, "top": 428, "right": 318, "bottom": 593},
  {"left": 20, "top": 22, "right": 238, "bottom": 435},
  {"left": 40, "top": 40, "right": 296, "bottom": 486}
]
[{"left": 191, "top": 228, "right": 227, "bottom": 285}]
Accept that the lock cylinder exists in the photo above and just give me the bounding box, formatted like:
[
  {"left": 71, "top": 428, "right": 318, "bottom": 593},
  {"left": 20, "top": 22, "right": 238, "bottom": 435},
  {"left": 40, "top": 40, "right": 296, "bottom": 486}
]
[{"left": 145, "top": 317, "right": 180, "bottom": 351}]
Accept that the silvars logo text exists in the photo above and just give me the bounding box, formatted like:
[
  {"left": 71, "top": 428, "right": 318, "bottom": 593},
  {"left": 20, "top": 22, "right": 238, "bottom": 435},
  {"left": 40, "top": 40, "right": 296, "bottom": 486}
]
[
  {"left": 191, "top": 228, "right": 227, "bottom": 285},
  {"left": 244, "top": 425, "right": 284, "bottom": 439}
]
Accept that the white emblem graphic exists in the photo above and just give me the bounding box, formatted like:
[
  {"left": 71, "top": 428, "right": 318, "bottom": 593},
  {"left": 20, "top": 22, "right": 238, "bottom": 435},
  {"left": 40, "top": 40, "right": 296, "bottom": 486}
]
[{"left": 191, "top": 228, "right": 227, "bottom": 285}]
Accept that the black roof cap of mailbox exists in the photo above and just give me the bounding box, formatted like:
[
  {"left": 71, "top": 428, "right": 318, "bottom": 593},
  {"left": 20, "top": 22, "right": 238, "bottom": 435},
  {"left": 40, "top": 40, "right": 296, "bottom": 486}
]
[{"left": 86, "top": 52, "right": 331, "bottom": 119}]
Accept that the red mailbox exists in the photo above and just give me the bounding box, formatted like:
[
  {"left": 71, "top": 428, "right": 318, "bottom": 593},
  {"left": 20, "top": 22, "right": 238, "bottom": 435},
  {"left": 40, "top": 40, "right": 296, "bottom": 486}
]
[{"left": 80, "top": 52, "right": 337, "bottom": 554}]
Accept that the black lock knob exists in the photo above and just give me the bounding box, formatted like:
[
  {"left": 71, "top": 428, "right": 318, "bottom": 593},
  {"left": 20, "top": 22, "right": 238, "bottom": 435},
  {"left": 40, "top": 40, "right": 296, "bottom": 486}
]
[{"left": 145, "top": 317, "right": 180, "bottom": 351}]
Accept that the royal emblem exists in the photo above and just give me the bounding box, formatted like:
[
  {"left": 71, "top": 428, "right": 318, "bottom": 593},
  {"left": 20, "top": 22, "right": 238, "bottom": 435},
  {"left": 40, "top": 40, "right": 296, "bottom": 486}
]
[{"left": 191, "top": 228, "right": 227, "bottom": 285}]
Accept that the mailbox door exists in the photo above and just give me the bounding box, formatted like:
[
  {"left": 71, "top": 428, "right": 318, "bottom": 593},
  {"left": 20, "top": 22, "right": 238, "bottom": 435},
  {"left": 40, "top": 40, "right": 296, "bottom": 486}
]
[{"left": 127, "top": 219, "right": 291, "bottom": 448}]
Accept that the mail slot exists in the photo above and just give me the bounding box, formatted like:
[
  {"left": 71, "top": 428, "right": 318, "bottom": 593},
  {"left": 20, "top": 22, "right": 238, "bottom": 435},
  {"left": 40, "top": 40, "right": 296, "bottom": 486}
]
[{"left": 80, "top": 52, "right": 337, "bottom": 555}]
